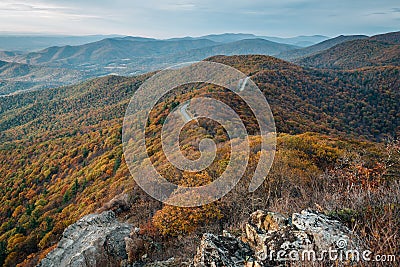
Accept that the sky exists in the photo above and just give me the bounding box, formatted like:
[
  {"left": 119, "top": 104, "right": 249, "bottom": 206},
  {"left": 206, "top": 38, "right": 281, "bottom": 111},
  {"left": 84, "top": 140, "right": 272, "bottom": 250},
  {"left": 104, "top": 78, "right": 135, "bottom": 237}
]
[{"left": 0, "top": 0, "right": 399, "bottom": 38}]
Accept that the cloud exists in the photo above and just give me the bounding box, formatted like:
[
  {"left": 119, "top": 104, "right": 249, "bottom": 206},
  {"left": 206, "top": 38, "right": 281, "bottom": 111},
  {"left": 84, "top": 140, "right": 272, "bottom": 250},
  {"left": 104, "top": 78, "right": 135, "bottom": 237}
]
[
  {"left": 1, "top": 1, "right": 105, "bottom": 20},
  {"left": 0, "top": 1, "right": 68, "bottom": 12},
  {"left": 155, "top": 2, "right": 197, "bottom": 11},
  {"left": 367, "top": 12, "right": 388, "bottom": 16},
  {"left": 0, "top": 0, "right": 399, "bottom": 37}
]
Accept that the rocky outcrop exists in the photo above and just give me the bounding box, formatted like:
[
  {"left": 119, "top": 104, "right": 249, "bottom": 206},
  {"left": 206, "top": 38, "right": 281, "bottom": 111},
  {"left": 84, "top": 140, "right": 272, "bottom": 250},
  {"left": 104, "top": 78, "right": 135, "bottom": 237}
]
[
  {"left": 39, "top": 209, "right": 362, "bottom": 267},
  {"left": 192, "top": 233, "right": 255, "bottom": 266},
  {"left": 193, "top": 209, "right": 363, "bottom": 266},
  {"left": 38, "top": 211, "right": 133, "bottom": 267}
]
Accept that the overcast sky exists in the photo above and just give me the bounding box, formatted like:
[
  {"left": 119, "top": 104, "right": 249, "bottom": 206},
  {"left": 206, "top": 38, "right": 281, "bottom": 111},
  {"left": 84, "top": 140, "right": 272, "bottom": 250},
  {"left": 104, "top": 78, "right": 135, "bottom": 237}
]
[{"left": 0, "top": 0, "right": 399, "bottom": 38}]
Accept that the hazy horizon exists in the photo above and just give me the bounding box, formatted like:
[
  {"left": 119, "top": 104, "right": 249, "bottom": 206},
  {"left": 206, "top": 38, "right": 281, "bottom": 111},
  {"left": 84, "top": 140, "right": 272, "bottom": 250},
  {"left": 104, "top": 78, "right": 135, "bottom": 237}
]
[
  {"left": 0, "top": 32, "right": 331, "bottom": 39},
  {"left": 0, "top": 0, "right": 399, "bottom": 38},
  {"left": 0, "top": 31, "right": 398, "bottom": 40}
]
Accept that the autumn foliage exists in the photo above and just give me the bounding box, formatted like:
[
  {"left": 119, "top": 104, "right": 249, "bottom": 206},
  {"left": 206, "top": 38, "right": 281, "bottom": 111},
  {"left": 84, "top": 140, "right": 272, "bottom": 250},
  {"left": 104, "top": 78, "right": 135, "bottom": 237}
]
[{"left": 0, "top": 55, "right": 398, "bottom": 266}]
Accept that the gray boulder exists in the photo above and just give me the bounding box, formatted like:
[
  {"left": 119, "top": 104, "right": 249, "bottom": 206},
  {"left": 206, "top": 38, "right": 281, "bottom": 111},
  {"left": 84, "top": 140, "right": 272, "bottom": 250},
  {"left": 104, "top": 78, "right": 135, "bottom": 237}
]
[
  {"left": 38, "top": 211, "right": 133, "bottom": 267},
  {"left": 192, "top": 233, "right": 255, "bottom": 266}
]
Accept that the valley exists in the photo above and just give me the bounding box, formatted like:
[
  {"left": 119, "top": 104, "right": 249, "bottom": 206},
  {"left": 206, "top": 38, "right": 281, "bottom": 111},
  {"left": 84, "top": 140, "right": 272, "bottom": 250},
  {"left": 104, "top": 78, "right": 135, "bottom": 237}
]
[{"left": 2, "top": 32, "right": 396, "bottom": 96}]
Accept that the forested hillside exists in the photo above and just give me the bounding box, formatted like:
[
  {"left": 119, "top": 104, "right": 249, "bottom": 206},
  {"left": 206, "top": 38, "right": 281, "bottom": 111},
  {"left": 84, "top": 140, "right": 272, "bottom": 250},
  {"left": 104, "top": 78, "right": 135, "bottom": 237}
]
[
  {"left": 0, "top": 60, "right": 85, "bottom": 95},
  {"left": 297, "top": 31, "right": 400, "bottom": 69},
  {"left": 277, "top": 35, "right": 368, "bottom": 61},
  {"left": 0, "top": 55, "right": 399, "bottom": 266},
  {"left": 1, "top": 55, "right": 398, "bottom": 142}
]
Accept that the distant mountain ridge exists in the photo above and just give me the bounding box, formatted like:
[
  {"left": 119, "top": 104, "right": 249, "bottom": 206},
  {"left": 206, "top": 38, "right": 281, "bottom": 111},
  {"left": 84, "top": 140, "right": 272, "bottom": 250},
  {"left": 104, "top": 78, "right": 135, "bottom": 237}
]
[
  {"left": 261, "top": 35, "right": 329, "bottom": 47},
  {"left": 0, "top": 37, "right": 301, "bottom": 94},
  {"left": 169, "top": 33, "right": 329, "bottom": 47},
  {"left": 0, "top": 33, "right": 328, "bottom": 53},
  {"left": 297, "top": 31, "right": 400, "bottom": 69},
  {"left": 0, "top": 31, "right": 398, "bottom": 95},
  {"left": 18, "top": 38, "right": 218, "bottom": 65},
  {"left": 0, "top": 35, "right": 123, "bottom": 52},
  {"left": 370, "top": 31, "right": 400, "bottom": 44},
  {"left": 277, "top": 35, "right": 368, "bottom": 61},
  {"left": 155, "top": 38, "right": 298, "bottom": 64}
]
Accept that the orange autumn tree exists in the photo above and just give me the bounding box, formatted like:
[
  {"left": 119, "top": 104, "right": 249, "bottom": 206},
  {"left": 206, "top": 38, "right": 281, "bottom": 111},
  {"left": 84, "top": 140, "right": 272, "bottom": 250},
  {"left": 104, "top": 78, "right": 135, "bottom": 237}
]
[{"left": 152, "top": 171, "right": 222, "bottom": 236}]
